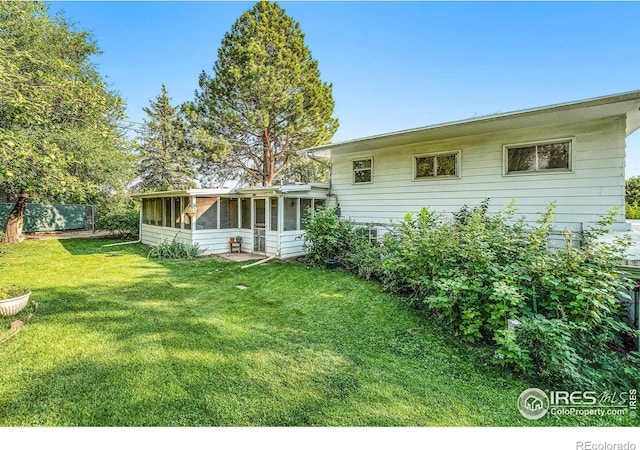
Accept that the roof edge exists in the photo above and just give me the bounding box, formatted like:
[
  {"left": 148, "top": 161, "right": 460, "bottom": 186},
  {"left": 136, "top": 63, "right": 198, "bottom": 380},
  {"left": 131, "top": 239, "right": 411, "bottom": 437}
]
[{"left": 301, "top": 89, "right": 640, "bottom": 156}]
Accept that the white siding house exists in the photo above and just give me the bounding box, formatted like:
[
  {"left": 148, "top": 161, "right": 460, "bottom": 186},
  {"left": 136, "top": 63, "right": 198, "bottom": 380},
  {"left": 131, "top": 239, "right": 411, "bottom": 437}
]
[
  {"left": 303, "top": 90, "right": 640, "bottom": 234},
  {"left": 135, "top": 184, "right": 329, "bottom": 258},
  {"left": 136, "top": 91, "right": 640, "bottom": 260}
]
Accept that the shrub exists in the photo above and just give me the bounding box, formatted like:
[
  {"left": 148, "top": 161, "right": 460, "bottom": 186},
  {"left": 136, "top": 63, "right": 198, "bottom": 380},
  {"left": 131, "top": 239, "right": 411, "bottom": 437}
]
[
  {"left": 302, "top": 206, "right": 359, "bottom": 266},
  {"left": 305, "top": 200, "right": 638, "bottom": 390},
  {"left": 626, "top": 201, "right": 640, "bottom": 220},
  {"left": 625, "top": 176, "right": 640, "bottom": 206},
  {"left": 495, "top": 316, "right": 587, "bottom": 388},
  {"left": 97, "top": 198, "right": 140, "bottom": 239},
  {"left": 148, "top": 238, "right": 201, "bottom": 260},
  {"left": 342, "top": 238, "right": 385, "bottom": 280},
  {"left": 382, "top": 202, "right": 534, "bottom": 341}
]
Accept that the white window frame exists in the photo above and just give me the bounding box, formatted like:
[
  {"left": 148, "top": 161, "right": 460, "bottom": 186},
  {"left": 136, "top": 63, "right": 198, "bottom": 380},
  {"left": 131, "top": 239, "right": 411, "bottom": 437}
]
[
  {"left": 352, "top": 157, "right": 373, "bottom": 184},
  {"left": 413, "top": 150, "right": 461, "bottom": 181},
  {"left": 503, "top": 138, "right": 574, "bottom": 176}
]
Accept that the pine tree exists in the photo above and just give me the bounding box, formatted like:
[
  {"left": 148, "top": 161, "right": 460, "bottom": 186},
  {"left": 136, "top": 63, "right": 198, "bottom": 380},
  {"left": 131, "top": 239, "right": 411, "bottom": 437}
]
[
  {"left": 187, "top": 0, "right": 338, "bottom": 187},
  {"left": 136, "top": 84, "right": 196, "bottom": 191}
]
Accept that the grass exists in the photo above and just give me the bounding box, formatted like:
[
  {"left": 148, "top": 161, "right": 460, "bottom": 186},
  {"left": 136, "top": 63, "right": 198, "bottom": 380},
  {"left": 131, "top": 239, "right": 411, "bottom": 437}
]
[{"left": 0, "top": 238, "right": 633, "bottom": 426}]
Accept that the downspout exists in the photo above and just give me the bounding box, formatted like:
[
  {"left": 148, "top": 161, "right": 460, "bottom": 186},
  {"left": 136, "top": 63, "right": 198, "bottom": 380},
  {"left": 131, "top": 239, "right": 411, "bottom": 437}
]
[{"left": 306, "top": 150, "right": 339, "bottom": 211}]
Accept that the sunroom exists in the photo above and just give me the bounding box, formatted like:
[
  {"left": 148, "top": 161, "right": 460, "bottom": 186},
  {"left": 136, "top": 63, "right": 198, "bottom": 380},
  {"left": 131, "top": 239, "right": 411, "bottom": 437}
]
[{"left": 134, "top": 184, "right": 330, "bottom": 258}]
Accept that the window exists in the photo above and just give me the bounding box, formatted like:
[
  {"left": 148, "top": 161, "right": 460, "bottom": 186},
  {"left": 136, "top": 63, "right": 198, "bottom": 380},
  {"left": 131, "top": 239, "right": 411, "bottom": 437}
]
[
  {"left": 299, "top": 199, "right": 312, "bottom": 229},
  {"left": 142, "top": 198, "right": 163, "bottom": 226},
  {"left": 356, "top": 226, "right": 379, "bottom": 245},
  {"left": 254, "top": 198, "right": 266, "bottom": 228},
  {"left": 368, "top": 227, "right": 378, "bottom": 244},
  {"left": 182, "top": 197, "right": 191, "bottom": 227},
  {"left": 353, "top": 158, "right": 372, "bottom": 184},
  {"left": 195, "top": 197, "right": 218, "bottom": 230},
  {"left": 220, "top": 198, "right": 238, "bottom": 229},
  {"left": 505, "top": 140, "right": 571, "bottom": 174},
  {"left": 270, "top": 197, "right": 278, "bottom": 231},
  {"left": 163, "top": 198, "right": 172, "bottom": 227},
  {"left": 142, "top": 198, "right": 162, "bottom": 226},
  {"left": 143, "top": 198, "right": 189, "bottom": 227},
  {"left": 283, "top": 197, "right": 298, "bottom": 231},
  {"left": 241, "top": 198, "right": 251, "bottom": 229},
  {"left": 414, "top": 152, "right": 460, "bottom": 179},
  {"left": 142, "top": 199, "right": 150, "bottom": 225}
]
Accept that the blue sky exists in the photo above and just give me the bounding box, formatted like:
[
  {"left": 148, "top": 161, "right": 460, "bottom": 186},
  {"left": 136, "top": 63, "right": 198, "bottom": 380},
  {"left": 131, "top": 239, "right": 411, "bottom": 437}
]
[{"left": 48, "top": 1, "right": 640, "bottom": 176}]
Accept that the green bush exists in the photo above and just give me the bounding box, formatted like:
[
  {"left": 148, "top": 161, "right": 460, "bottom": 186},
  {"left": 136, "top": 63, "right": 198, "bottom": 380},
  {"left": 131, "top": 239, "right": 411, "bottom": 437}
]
[
  {"left": 342, "top": 238, "right": 385, "bottom": 281},
  {"left": 495, "top": 315, "right": 640, "bottom": 390},
  {"left": 626, "top": 202, "right": 640, "bottom": 220},
  {"left": 96, "top": 197, "right": 140, "bottom": 239},
  {"left": 494, "top": 316, "right": 587, "bottom": 388},
  {"left": 148, "top": 238, "right": 201, "bottom": 260},
  {"left": 302, "top": 206, "right": 359, "bottom": 266},
  {"left": 304, "top": 200, "right": 638, "bottom": 390},
  {"left": 625, "top": 176, "right": 640, "bottom": 206},
  {"left": 382, "top": 201, "right": 534, "bottom": 341}
]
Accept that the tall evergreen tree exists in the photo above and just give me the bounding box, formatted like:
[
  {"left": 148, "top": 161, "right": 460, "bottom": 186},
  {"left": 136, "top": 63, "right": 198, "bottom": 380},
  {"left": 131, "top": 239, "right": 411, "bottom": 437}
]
[
  {"left": 136, "top": 84, "right": 196, "bottom": 191},
  {"left": 187, "top": 0, "right": 338, "bottom": 187},
  {"left": 0, "top": 1, "right": 132, "bottom": 243}
]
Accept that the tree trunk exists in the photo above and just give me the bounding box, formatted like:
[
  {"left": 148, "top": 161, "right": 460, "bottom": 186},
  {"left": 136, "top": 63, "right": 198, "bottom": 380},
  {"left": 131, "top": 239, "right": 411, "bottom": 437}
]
[{"left": 2, "top": 193, "right": 29, "bottom": 244}]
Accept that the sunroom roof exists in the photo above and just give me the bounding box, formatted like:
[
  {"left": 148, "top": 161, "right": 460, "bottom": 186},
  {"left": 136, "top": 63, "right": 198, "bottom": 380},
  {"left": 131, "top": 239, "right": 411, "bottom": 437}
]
[{"left": 132, "top": 183, "right": 329, "bottom": 198}]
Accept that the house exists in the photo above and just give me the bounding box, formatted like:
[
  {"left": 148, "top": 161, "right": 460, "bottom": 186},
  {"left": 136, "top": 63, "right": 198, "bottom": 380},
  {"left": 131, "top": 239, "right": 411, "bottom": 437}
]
[
  {"left": 134, "top": 184, "right": 328, "bottom": 258},
  {"left": 137, "top": 90, "right": 640, "bottom": 259},
  {"left": 302, "top": 90, "right": 640, "bottom": 238}
]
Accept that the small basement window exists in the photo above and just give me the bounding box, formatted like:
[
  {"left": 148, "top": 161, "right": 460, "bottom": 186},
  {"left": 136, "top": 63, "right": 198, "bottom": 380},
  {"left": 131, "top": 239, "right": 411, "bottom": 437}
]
[
  {"left": 356, "top": 226, "right": 379, "bottom": 245},
  {"left": 505, "top": 139, "right": 571, "bottom": 174},
  {"left": 353, "top": 158, "right": 373, "bottom": 184},
  {"left": 414, "top": 151, "right": 460, "bottom": 179}
]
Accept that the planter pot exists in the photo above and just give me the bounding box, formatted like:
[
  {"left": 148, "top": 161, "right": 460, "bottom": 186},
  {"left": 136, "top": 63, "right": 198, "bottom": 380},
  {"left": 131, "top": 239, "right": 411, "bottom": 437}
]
[
  {"left": 325, "top": 259, "right": 338, "bottom": 270},
  {"left": 0, "top": 292, "right": 31, "bottom": 317},
  {"left": 186, "top": 212, "right": 196, "bottom": 218}
]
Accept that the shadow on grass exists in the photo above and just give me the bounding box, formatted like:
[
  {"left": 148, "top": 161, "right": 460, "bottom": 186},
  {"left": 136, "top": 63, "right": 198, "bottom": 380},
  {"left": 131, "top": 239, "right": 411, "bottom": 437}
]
[
  {"left": 57, "top": 238, "right": 148, "bottom": 256},
  {"left": 1, "top": 239, "right": 630, "bottom": 426}
]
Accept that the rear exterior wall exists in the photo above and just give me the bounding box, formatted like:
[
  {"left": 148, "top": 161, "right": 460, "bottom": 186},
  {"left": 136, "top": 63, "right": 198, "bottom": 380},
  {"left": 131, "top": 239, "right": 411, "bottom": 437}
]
[{"left": 329, "top": 117, "right": 627, "bottom": 231}]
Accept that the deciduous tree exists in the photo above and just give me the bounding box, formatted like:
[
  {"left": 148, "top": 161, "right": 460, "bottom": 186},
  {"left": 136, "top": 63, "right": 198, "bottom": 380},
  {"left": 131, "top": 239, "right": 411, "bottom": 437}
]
[{"left": 0, "top": 2, "right": 131, "bottom": 243}]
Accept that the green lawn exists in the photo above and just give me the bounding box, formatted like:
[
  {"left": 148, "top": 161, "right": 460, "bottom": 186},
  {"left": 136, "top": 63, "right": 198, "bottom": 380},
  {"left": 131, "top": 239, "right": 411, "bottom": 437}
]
[{"left": 0, "top": 238, "right": 632, "bottom": 426}]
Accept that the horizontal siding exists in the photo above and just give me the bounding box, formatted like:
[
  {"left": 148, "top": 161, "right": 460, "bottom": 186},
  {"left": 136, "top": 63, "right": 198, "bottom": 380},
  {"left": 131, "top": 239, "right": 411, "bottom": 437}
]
[
  {"left": 331, "top": 117, "right": 627, "bottom": 228},
  {"left": 140, "top": 225, "right": 192, "bottom": 246},
  {"left": 266, "top": 231, "right": 278, "bottom": 256},
  {"left": 191, "top": 229, "right": 255, "bottom": 255},
  {"left": 192, "top": 230, "right": 238, "bottom": 255},
  {"left": 280, "top": 231, "right": 306, "bottom": 259}
]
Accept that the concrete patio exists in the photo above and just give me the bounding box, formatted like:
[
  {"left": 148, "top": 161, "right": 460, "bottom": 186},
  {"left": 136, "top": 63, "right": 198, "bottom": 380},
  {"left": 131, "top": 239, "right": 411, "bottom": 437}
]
[{"left": 217, "top": 252, "right": 265, "bottom": 262}]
